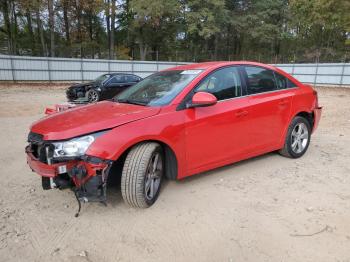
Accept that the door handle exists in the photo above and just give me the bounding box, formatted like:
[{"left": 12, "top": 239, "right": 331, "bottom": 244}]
[{"left": 235, "top": 110, "right": 248, "bottom": 117}]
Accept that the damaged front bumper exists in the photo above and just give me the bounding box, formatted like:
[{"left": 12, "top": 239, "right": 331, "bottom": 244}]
[{"left": 26, "top": 147, "right": 112, "bottom": 203}]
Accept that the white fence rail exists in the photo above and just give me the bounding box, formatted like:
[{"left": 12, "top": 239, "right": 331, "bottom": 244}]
[
  {"left": 275, "top": 63, "right": 350, "bottom": 86},
  {"left": 0, "top": 54, "right": 349, "bottom": 86},
  {"left": 0, "top": 54, "right": 188, "bottom": 81}
]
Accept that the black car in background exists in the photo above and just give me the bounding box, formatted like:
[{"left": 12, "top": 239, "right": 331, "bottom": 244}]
[{"left": 66, "top": 73, "right": 142, "bottom": 103}]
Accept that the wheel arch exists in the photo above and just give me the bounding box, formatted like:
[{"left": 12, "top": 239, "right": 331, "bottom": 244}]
[
  {"left": 109, "top": 139, "right": 179, "bottom": 181},
  {"left": 280, "top": 109, "right": 314, "bottom": 147},
  {"left": 294, "top": 111, "right": 314, "bottom": 130}
]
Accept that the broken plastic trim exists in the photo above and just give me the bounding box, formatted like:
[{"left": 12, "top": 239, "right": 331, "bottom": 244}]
[{"left": 73, "top": 160, "right": 112, "bottom": 217}]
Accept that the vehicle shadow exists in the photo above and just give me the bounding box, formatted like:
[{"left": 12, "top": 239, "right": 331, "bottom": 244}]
[{"left": 104, "top": 151, "right": 280, "bottom": 206}]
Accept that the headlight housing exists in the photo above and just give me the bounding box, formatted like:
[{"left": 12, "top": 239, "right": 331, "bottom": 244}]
[{"left": 52, "top": 131, "right": 106, "bottom": 158}]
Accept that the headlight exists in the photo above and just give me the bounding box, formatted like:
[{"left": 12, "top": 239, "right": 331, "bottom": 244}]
[{"left": 52, "top": 131, "right": 106, "bottom": 158}]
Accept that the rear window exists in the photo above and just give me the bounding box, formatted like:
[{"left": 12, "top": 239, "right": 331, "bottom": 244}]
[
  {"left": 274, "top": 72, "right": 297, "bottom": 89},
  {"left": 244, "top": 66, "right": 277, "bottom": 95}
]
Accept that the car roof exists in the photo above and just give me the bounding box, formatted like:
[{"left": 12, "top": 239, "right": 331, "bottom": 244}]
[
  {"left": 165, "top": 61, "right": 299, "bottom": 83},
  {"left": 166, "top": 61, "right": 281, "bottom": 72},
  {"left": 108, "top": 73, "right": 140, "bottom": 77}
]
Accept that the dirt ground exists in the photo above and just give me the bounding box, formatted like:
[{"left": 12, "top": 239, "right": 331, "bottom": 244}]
[{"left": 0, "top": 84, "right": 349, "bottom": 262}]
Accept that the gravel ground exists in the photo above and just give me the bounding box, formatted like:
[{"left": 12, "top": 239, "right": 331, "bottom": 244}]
[{"left": 0, "top": 84, "right": 349, "bottom": 262}]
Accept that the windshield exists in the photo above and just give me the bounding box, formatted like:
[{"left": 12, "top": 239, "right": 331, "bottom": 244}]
[
  {"left": 114, "top": 70, "right": 202, "bottom": 106},
  {"left": 95, "top": 74, "right": 111, "bottom": 83}
]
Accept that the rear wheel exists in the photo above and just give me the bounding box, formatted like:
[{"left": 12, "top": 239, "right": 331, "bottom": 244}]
[
  {"left": 87, "top": 89, "right": 100, "bottom": 103},
  {"left": 121, "top": 142, "right": 164, "bottom": 208},
  {"left": 279, "top": 116, "right": 311, "bottom": 158}
]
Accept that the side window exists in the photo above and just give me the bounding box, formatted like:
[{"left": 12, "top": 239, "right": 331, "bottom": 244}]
[
  {"left": 274, "top": 72, "right": 297, "bottom": 89},
  {"left": 127, "top": 75, "right": 140, "bottom": 82},
  {"left": 110, "top": 75, "right": 123, "bottom": 83},
  {"left": 195, "top": 67, "right": 242, "bottom": 100},
  {"left": 111, "top": 75, "right": 125, "bottom": 84},
  {"left": 245, "top": 66, "right": 277, "bottom": 95},
  {"left": 287, "top": 78, "right": 297, "bottom": 88},
  {"left": 274, "top": 72, "right": 288, "bottom": 89}
]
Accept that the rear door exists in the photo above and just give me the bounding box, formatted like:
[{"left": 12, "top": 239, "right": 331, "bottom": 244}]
[
  {"left": 123, "top": 75, "right": 140, "bottom": 89},
  {"left": 105, "top": 75, "right": 126, "bottom": 97},
  {"left": 242, "top": 66, "right": 294, "bottom": 152},
  {"left": 184, "top": 66, "right": 252, "bottom": 172}
]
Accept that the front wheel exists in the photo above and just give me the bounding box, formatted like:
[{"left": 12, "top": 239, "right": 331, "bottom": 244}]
[
  {"left": 121, "top": 142, "right": 164, "bottom": 208},
  {"left": 87, "top": 89, "right": 100, "bottom": 103},
  {"left": 279, "top": 116, "right": 311, "bottom": 158}
]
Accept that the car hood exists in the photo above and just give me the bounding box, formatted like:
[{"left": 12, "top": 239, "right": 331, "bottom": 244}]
[
  {"left": 69, "top": 81, "right": 96, "bottom": 90},
  {"left": 31, "top": 101, "right": 161, "bottom": 140}
]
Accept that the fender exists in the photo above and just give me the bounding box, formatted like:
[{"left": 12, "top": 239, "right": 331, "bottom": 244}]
[
  {"left": 86, "top": 109, "right": 187, "bottom": 179},
  {"left": 279, "top": 106, "right": 313, "bottom": 147}
]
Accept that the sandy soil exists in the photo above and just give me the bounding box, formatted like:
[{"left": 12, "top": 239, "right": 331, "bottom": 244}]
[{"left": 0, "top": 85, "right": 349, "bottom": 262}]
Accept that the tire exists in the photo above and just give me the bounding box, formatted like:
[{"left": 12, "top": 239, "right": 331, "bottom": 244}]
[
  {"left": 87, "top": 89, "right": 100, "bottom": 103},
  {"left": 279, "top": 116, "right": 311, "bottom": 158},
  {"left": 121, "top": 142, "right": 164, "bottom": 208},
  {"left": 42, "top": 177, "right": 51, "bottom": 190}
]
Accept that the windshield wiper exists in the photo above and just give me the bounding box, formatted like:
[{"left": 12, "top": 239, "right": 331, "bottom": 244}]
[{"left": 114, "top": 98, "right": 147, "bottom": 106}]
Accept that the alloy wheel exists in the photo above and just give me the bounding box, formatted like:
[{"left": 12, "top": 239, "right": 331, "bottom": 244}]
[
  {"left": 291, "top": 122, "right": 309, "bottom": 154},
  {"left": 144, "top": 152, "right": 163, "bottom": 201},
  {"left": 88, "top": 90, "right": 99, "bottom": 102}
]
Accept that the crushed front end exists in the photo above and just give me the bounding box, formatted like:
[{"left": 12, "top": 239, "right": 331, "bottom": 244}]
[{"left": 25, "top": 132, "right": 112, "bottom": 204}]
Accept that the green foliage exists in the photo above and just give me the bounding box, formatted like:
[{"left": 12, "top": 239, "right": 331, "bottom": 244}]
[
  {"left": 290, "top": 0, "right": 349, "bottom": 61},
  {"left": 185, "top": 0, "right": 226, "bottom": 39},
  {"left": 0, "top": 0, "right": 348, "bottom": 62}
]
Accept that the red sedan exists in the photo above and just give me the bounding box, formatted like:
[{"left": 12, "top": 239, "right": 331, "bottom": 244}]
[{"left": 26, "top": 61, "right": 322, "bottom": 209}]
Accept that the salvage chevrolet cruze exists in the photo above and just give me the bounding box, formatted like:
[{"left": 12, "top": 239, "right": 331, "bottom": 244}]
[{"left": 26, "top": 61, "right": 322, "bottom": 209}]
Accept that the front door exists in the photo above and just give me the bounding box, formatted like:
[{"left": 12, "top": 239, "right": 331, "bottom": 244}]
[{"left": 184, "top": 66, "right": 252, "bottom": 173}]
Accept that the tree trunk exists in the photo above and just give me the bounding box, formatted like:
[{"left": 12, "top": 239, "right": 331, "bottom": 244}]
[
  {"left": 48, "top": 0, "right": 55, "bottom": 57},
  {"left": 139, "top": 41, "right": 148, "bottom": 61},
  {"left": 63, "top": 0, "right": 71, "bottom": 57},
  {"left": 110, "top": 0, "right": 116, "bottom": 59},
  {"left": 12, "top": 1, "right": 18, "bottom": 54},
  {"left": 35, "top": 7, "right": 46, "bottom": 56},
  {"left": 87, "top": 5, "right": 94, "bottom": 58},
  {"left": 106, "top": 0, "right": 111, "bottom": 59},
  {"left": 26, "top": 9, "right": 36, "bottom": 55},
  {"left": 125, "top": 0, "right": 130, "bottom": 49},
  {"left": 75, "top": 0, "right": 83, "bottom": 57},
  {"left": 214, "top": 34, "right": 219, "bottom": 60},
  {"left": 1, "top": 0, "right": 12, "bottom": 54}
]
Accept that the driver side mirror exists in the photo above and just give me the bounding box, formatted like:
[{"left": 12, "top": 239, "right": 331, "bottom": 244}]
[{"left": 187, "top": 92, "right": 217, "bottom": 108}]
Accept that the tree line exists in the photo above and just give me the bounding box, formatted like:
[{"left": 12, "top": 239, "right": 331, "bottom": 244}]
[{"left": 0, "top": 0, "right": 349, "bottom": 63}]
